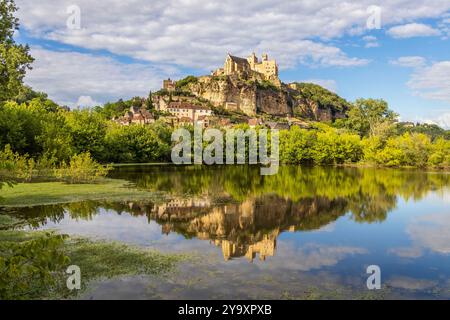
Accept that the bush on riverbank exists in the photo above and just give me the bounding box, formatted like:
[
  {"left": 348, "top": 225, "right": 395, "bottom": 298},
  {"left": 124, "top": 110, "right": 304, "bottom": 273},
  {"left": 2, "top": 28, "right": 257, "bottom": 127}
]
[
  {"left": 54, "top": 152, "right": 112, "bottom": 183},
  {"left": 0, "top": 145, "right": 111, "bottom": 183},
  {"left": 362, "top": 133, "right": 450, "bottom": 168},
  {"left": 278, "top": 126, "right": 449, "bottom": 168}
]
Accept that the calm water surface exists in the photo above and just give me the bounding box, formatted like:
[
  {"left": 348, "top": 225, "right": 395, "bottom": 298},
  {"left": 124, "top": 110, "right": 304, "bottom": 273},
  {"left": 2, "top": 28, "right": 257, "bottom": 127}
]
[{"left": 4, "top": 166, "right": 450, "bottom": 299}]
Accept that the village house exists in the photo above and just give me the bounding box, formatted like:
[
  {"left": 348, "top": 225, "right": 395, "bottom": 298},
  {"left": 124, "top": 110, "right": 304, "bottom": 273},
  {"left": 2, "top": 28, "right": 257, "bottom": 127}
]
[
  {"left": 196, "top": 115, "right": 211, "bottom": 128},
  {"left": 117, "top": 105, "right": 155, "bottom": 126},
  {"left": 165, "top": 101, "right": 213, "bottom": 123}
]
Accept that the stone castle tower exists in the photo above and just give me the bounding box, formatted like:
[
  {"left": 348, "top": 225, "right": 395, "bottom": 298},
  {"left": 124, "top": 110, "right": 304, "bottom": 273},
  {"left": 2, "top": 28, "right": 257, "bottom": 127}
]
[{"left": 214, "top": 52, "right": 279, "bottom": 82}]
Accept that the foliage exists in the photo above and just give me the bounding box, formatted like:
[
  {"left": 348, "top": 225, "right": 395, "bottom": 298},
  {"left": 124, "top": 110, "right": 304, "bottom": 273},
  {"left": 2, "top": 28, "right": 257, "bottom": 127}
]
[
  {"left": 64, "top": 109, "right": 108, "bottom": 161},
  {"left": 0, "top": 232, "right": 69, "bottom": 300},
  {"left": 337, "top": 98, "right": 398, "bottom": 137},
  {"left": 13, "top": 85, "right": 60, "bottom": 112},
  {"left": 0, "top": 100, "right": 73, "bottom": 162},
  {"left": 292, "top": 82, "right": 351, "bottom": 113},
  {"left": 256, "top": 80, "right": 279, "bottom": 91},
  {"left": 104, "top": 121, "right": 172, "bottom": 163},
  {"left": 279, "top": 126, "right": 362, "bottom": 165},
  {"left": 0, "top": 0, "right": 34, "bottom": 102},
  {"left": 176, "top": 75, "right": 198, "bottom": 88},
  {"left": 0, "top": 144, "right": 35, "bottom": 180},
  {"left": 428, "top": 137, "right": 450, "bottom": 167},
  {"left": 395, "top": 122, "right": 450, "bottom": 141},
  {"left": 362, "top": 133, "right": 449, "bottom": 168},
  {"left": 97, "top": 98, "right": 130, "bottom": 119},
  {"left": 54, "top": 152, "right": 112, "bottom": 183}
]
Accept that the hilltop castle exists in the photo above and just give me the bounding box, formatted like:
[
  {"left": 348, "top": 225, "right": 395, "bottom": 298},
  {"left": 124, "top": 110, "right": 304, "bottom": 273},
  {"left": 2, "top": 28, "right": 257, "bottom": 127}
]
[{"left": 213, "top": 52, "right": 280, "bottom": 85}]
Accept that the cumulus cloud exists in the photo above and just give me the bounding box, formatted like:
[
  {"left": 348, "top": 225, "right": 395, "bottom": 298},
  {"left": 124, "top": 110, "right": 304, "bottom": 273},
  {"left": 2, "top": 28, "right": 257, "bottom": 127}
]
[
  {"left": 258, "top": 242, "right": 368, "bottom": 271},
  {"left": 24, "top": 47, "right": 179, "bottom": 107},
  {"left": 387, "top": 23, "right": 441, "bottom": 38},
  {"left": 14, "top": 1, "right": 450, "bottom": 106},
  {"left": 407, "top": 212, "right": 450, "bottom": 255},
  {"left": 75, "top": 96, "right": 101, "bottom": 108},
  {"left": 16, "top": 0, "right": 450, "bottom": 70},
  {"left": 392, "top": 56, "right": 450, "bottom": 120},
  {"left": 390, "top": 56, "right": 427, "bottom": 68},
  {"left": 422, "top": 113, "right": 450, "bottom": 129},
  {"left": 388, "top": 246, "right": 423, "bottom": 258},
  {"left": 362, "top": 35, "right": 379, "bottom": 48},
  {"left": 408, "top": 61, "right": 450, "bottom": 102}
]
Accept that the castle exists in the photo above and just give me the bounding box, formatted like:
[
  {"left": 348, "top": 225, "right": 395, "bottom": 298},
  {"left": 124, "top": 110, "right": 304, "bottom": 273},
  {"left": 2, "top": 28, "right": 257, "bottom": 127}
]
[{"left": 213, "top": 52, "right": 279, "bottom": 84}]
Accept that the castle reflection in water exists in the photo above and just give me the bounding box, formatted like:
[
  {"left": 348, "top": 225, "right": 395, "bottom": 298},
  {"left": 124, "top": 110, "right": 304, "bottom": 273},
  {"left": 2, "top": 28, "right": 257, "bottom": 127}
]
[
  {"left": 124, "top": 195, "right": 349, "bottom": 262},
  {"left": 11, "top": 165, "right": 450, "bottom": 263},
  {"left": 154, "top": 198, "right": 279, "bottom": 262}
]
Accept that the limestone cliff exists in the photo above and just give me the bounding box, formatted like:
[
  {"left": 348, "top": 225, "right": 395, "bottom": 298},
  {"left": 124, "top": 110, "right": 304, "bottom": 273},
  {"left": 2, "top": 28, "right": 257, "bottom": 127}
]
[{"left": 179, "top": 74, "right": 350, "bottom": 121}]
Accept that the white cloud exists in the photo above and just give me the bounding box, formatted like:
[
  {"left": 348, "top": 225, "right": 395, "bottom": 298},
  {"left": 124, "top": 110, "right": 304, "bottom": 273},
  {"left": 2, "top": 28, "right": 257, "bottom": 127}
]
[
  {"left": 24, "top": 48, "right": 179, "bottom": 107},
  {"left": 76, "top": 96, "right": 101, "bottom": 108},
  {"left": 364, "top": 42, "right": 379, "bottom": 48},
  {"left": 423, "top": 113, "right": 450, "bottom": 129},
  {"left": 387, "top": 23, "right": 441, "bottom": 38},
  {"left": 258, "top": 242, "right": 368, "bottom": 271},
  {"left": 392, "top": 57, "right": 450, "bottom": 127},
  {"left": 408, "top": 61, "right": 450, "bottom": 103},
  {"left": 407, "top": 212, "right": 450, "bottom": 254},
  {"left": 388, "top": 246, "right": 423, "bottom": 258},
  {"left": 362, "top": 35, "right": 377, "bottom": 42},
  {"left": 390, "top": 56, "right": 427, "bottom": 68},
  {"left": 362, "top": 35, "right": 379, "bottom": 48},
  {"left": 15, "top": 0, "right": 450, "bottom": 71},
  {"left": 14, "top": 1, "right": 450, "bottom": 106}
]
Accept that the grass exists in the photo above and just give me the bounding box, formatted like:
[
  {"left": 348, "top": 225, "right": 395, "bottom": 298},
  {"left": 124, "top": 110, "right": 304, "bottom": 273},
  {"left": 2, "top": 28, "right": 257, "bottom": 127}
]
[
  {"left": 0, "top": 179, "right": 166, "bottom": 207},
  {"left": 0, "top": 229, "right": 189, "bottom": 300}
]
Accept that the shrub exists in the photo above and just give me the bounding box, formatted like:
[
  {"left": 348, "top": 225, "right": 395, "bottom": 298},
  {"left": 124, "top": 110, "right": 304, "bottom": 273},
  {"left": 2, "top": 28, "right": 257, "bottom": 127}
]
[
  {"left": 55, "top": 152, "right": 111, "bottom": 183},
  {"left": 176, "top": 75, "right": 198, "bottom": 88},
  {"left": 0, "top": 145, "right": 35, "bottom": 180}
]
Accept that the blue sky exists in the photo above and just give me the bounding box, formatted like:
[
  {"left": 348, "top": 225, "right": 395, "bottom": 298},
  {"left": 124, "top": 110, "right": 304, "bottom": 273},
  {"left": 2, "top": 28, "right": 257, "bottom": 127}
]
[{"left": 13, "top": 0, "right": 450, "bottom": 128}]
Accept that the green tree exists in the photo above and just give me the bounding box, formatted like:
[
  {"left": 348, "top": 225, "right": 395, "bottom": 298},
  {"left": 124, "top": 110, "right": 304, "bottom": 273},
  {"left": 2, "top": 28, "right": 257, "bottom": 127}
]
[
  {"left": 104, "top": 121, "right": 172, "bottom": 163},
  {"left": 64, "top": 110, "right": 107, "bottom": 161},
  {"left": 0, "top": 0, "right": 34, "bottom": 102},
  {"left": 344, "top": 98, "right": 398, "bottom": 137},
  {"left": 145, "top": 91, "right": 154, "bottom": 110}
]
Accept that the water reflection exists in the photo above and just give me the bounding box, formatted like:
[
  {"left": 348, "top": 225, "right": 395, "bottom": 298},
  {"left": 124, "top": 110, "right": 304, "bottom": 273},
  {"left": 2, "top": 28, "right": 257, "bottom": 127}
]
[{"left": 5, "top": 166, "right": 450, "bottom": 263}]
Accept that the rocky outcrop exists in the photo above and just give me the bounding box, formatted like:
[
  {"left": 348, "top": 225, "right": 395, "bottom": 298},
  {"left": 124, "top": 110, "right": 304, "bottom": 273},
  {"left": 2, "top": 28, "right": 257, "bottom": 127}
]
[{"left": 182, "top": 74, "right": 350, "bottom": 120}]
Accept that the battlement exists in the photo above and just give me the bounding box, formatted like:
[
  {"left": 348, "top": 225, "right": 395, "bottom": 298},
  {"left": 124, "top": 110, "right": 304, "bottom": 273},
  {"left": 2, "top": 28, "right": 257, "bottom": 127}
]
[{"left": 213, "top": 52, "right": 279, "bottom": 82}]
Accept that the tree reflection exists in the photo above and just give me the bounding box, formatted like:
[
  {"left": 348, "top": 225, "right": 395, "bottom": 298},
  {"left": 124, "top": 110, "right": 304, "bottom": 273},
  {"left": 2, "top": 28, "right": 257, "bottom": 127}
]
[{"left": 8, "top": 166, "right": 450, "bottom": 261}]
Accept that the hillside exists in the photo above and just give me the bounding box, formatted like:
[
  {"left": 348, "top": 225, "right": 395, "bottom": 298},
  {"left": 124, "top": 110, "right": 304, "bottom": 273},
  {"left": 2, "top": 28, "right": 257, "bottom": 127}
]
[{"left": 176, "top": 73, "right": 351, "bottom": 121}]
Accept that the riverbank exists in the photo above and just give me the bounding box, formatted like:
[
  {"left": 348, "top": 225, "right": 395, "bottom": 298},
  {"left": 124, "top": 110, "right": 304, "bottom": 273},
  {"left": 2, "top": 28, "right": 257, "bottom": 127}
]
[{"left": 0, "top": 178, "right": 167, "bottom": 207}]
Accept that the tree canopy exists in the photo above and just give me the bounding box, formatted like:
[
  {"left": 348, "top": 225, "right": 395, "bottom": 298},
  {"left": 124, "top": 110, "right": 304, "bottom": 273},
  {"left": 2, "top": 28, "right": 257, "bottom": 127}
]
[{"left": 0, "top": 0, "right": 34, "bottom": 102}]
